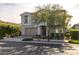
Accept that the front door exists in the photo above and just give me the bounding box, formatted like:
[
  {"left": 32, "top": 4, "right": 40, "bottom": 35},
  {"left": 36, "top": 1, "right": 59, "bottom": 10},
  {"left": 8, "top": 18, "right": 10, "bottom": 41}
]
[{"left": 40, "top": 26, "right": 46, "bottom": 36}]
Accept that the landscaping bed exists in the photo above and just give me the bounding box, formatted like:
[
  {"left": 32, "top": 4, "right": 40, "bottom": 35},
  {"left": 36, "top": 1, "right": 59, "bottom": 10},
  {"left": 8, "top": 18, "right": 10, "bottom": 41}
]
[
  {"left": 22, "top": 38, "right": 33, "bottom": 41},
  {"left": 68, "top": 40, "right": 79, "bottom": 44}
]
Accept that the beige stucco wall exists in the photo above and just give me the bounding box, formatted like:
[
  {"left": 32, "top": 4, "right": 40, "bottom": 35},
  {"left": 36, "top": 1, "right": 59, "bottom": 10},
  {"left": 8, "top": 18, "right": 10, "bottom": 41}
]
[
  {"left": 21, "top": 12, "right": 47, "bottom": 36},
  {"left": 24, "top": 27, "right": 37, "bottom": 36}
]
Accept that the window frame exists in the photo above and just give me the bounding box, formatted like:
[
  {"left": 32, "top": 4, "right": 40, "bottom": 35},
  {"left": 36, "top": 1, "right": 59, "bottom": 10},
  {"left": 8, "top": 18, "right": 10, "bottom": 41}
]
[{"left": 24, "top": 15, "right": 28, "bottom": 23}]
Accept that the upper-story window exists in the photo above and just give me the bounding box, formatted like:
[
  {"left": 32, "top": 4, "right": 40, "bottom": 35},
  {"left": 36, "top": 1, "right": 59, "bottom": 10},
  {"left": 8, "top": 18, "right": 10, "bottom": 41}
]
[{"left": 24, "top": 16, "right": 28, "bottom": 23}]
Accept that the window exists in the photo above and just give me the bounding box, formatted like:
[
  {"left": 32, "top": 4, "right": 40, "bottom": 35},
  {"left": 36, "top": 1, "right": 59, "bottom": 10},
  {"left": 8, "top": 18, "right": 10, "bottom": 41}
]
[{"left": 24, "top": 16, "right": 28, "bottom": 23}]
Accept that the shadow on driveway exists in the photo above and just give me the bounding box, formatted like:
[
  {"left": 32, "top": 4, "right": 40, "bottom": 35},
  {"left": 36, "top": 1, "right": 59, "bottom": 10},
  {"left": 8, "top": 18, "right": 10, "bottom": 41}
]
[{"left": 0, "top": 41, "right": 73, "bottom": 55}]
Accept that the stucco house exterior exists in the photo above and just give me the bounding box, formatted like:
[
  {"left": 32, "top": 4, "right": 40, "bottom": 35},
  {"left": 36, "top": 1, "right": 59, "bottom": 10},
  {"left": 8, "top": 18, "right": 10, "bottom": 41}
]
[
  {"left": 72, "top": 23, "right": 79, "bottom": 29},
  {"left": 20, "top": 12, "right": 47, "bottom": 36},
  {"left": 20, "top": 12, "right": 64, "bottom": 39}
]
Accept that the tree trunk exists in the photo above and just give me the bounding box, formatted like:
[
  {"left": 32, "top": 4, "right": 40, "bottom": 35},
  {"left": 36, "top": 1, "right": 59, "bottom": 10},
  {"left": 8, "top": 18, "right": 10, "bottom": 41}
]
[{"left": 48, "top": 29, "right": 50, "bottom": 42}]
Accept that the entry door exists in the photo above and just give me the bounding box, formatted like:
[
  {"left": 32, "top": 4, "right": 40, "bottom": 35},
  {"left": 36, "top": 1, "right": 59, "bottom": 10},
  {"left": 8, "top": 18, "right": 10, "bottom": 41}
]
[{"left": 40, "top": 26, "right": 46, "bottom": 36}]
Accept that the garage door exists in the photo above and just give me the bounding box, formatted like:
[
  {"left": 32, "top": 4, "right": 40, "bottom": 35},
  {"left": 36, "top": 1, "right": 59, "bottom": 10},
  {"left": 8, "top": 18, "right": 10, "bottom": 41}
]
[{"left": 25, "top": 28, "right": 37, "bottom": 36}]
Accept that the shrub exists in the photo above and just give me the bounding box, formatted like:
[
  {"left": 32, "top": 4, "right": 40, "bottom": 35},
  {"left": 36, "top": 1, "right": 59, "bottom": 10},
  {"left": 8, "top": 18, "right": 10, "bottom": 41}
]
[
  {"left": 34, "top": 35, "right": 41, "bottom": 38},
  {"left": 0, "top": 37, "right": 3, "bottom": 39},
  {"left": 33, "top": 35, "right": 48, "bottom": 39},
  {"left": 68, "top": 40, "right": 79, "bottom": 44},
  {"left": 65, "top": 32, "right": 70, "bottom": 38},
  {"left": 50, "top": 33, "right": 64, "bottom": 39},
  {"left": 70, "top": 30, "right": 79, "bottom": 40},
  {"left": 22, "top": 38, "right": 33, "bottom": 41},
  {"left": 0, "top": 25, "right": 21, "bottom": 38}
]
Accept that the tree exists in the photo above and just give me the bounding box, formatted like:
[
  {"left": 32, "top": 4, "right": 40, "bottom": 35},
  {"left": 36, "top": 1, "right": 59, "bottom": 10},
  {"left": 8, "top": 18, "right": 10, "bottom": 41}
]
[{"left": 32, "top": 4, "right": 72, "bottom": 41}]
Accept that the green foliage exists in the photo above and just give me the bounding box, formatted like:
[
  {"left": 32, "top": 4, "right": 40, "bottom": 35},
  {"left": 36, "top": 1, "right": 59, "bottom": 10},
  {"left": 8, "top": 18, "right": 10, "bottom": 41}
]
[
  {"left": 65, "top": 32, "right": 70, "bottom": 38},
  {"left": 68, "top": 40, "right": 79, "bottom": 44},
  {"left": 32, "top": 4, "right": 72, "bottom": 41},
  {"left": 33, "top": 4, "right": 72, "bottom": 34},
  {"left": 70, "top": 30, "right": 79, "bottom": 40},
  {"left": 0, "top": 20, "right": 21, "bottom": 38},
  {"left": 70, "top": 28, "right": 79, "bottom": 31}
]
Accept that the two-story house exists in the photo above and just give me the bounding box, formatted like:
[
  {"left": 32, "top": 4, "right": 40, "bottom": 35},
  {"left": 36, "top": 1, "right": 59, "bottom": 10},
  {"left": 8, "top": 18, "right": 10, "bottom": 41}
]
[
  {"left": 20, "top": 11, "right": 64, "bottom": 39},
  {"left": 20, "top": 12, "right": 47, "bottom": 36}
]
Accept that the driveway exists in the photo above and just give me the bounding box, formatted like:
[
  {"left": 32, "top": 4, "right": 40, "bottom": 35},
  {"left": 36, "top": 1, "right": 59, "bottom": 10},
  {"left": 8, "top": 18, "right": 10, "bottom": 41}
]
[
  {"left": 0, "top": 41, "right": 66, "bottom": 55},
  {"left": 0, "top": 37, "right": 79, "bottom": 55},
  {"left": 64, "top": 44, "right": 79, "bottom": 55}
]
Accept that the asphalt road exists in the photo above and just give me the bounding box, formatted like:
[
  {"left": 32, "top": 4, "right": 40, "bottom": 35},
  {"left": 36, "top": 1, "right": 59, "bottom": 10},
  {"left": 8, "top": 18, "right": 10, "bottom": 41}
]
[
  {"left": 0, "top": 41, "right": 67, "bottom": 47},
  {"left": 0, "top": 41, "right": 67, "bottom": 55}
]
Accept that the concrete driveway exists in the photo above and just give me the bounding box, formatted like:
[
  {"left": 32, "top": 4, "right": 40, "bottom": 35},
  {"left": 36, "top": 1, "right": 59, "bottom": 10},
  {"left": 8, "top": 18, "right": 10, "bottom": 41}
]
[
  {"left": 0, "top": 40, "right": 66, "bottom": 55},
  {"left": 64, "top": 44, "right": 79, "bottom": 55},
  {"left": 0, "top": 37, "right": 79, "bottom": 55}
]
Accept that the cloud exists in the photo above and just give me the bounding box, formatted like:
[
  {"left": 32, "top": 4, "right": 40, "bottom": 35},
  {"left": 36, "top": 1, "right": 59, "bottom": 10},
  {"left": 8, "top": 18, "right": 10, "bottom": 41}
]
[
  {"left": 0, "top": 3, "right": 20, "bottom": 23},
  {"left": 0, "top": 3, "right": 17, "bottom": 6},
  {"left": 0, "top": 1, "right": 79, "bottom": 24},
  {"left": 73, "top": 4, "right": 79, "bottom": 9},
  {"left": 0, "top": 3, "right": 36, "bottom": 23}
]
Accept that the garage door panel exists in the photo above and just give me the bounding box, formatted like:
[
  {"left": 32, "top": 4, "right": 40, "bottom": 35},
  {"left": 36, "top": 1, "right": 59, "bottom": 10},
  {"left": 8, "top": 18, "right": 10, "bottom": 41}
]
[{"left": 25, "top": 28, "right": 37, "bottom": 36}]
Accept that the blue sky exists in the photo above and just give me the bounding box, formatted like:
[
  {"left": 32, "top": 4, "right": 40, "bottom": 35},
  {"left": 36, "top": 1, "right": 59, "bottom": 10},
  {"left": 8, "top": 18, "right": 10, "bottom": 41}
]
[{"left": 0, "top": 0, "right": 79, "bottom": 26}]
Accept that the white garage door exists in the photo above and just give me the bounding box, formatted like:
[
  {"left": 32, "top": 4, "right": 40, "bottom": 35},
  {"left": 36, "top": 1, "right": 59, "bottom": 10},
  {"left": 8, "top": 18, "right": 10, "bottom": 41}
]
[{"left": 25, "top": 28, "right": 37, "bottom": 36}]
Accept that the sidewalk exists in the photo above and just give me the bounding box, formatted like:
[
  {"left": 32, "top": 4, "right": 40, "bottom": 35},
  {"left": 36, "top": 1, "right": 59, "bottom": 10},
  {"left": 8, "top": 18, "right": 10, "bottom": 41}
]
[
  {"left": 0, "top": 37, "right": 23, "bottom": 41},
  {"left": 64, "top": 44, "right": 79, "bottom": 55}
]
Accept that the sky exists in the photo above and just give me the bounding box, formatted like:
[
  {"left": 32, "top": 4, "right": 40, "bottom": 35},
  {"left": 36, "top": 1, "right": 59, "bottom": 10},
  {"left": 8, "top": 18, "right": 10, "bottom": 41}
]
[{"left": 0, "top": 0, "right": 79, "bottom": 26}]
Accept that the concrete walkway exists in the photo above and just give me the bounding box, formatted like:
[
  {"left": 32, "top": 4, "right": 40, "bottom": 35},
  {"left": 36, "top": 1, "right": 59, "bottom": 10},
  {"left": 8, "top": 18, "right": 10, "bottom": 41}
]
[
  {"left": 0, "top": 37, "right": 23, "bottom": 41},
  {"left": 64, "top": 44, "right": 79, "bottom": 55},
  {"left": 1, "top": 37, "right": 64, "bottom": 42}
]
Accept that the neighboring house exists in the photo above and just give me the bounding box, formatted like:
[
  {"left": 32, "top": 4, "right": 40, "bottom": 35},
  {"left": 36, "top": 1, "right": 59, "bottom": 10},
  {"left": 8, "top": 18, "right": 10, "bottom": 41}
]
[
  {"left": 70, "top": 23, "right": 79, "bottom": 40},
  {"left": 20, "top": 12, "right": 64, "bottom": 37},
  {"left": 72, "top": 23, "right": 79, "bottom": 29}
]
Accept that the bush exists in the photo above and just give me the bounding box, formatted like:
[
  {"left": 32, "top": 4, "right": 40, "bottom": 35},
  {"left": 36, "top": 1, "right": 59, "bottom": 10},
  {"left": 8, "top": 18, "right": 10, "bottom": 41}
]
[
  {"left": 0, "top": 37, "right": 3, "bottom": 39},
  {"left": 65, "top": 32, "right": 70, "bottom": 38},
  {"left": 33, "top": 35, "right": 41, "bottom": 38},
  {"left": 0, "top": 33, "right": 4, "bottom": 39},
  {"left": 0, "top": 22, "right": 21, "bottom": 38},
  {"left": 68, "top": 40, "right": 79, "bottom": 44},
  {"left": 40, "top": 36, "right": 49, "bottom": 39},
  {"left": 22, "top": 38, "right": 33, "bottom": 41},
  {"left": 33, "top": 35, "right": 48, "bottom": 39},
  {"left": 50, "top": 33, "right": 64, "bottom": 39},
  {"left": 70, "top": 30, "right": 79, "bottom": 40}
]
